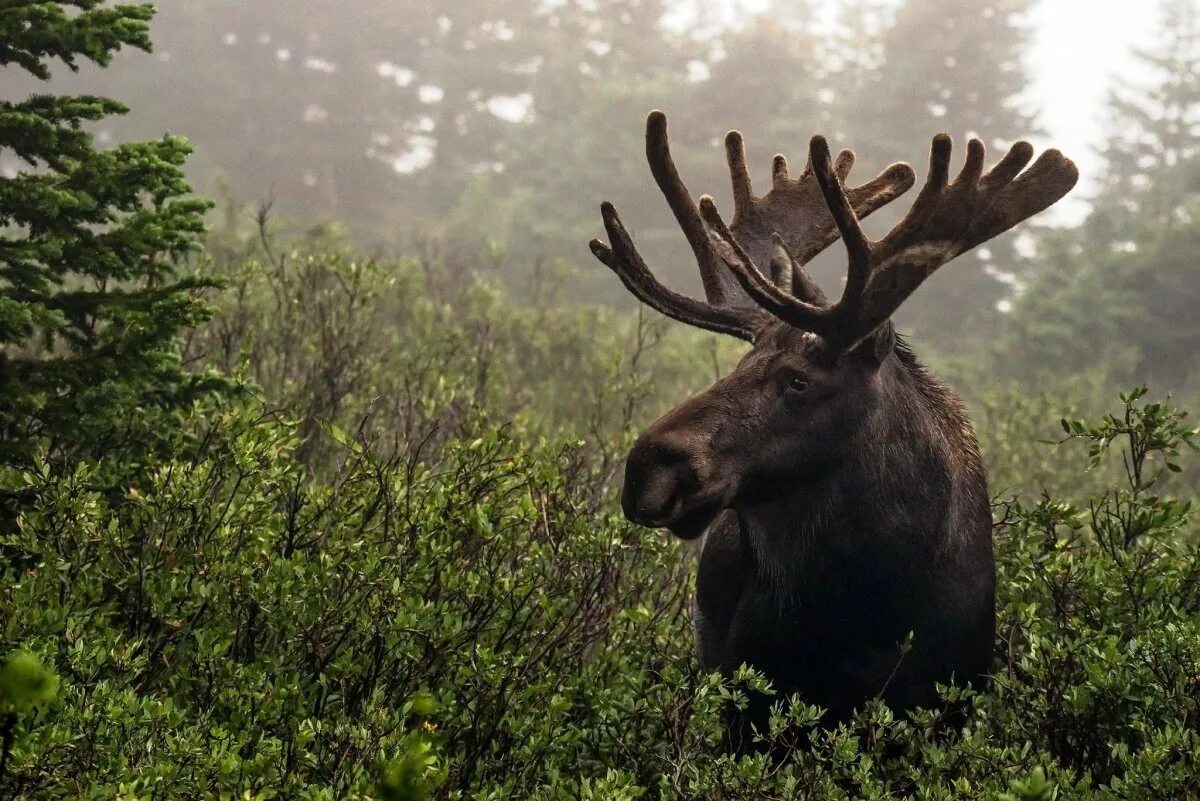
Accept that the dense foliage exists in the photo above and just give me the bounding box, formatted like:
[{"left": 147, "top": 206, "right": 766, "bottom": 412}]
[
  {"left": 1, "top": 327, "right": 1199, "bottom": 799},
  {"left": 3, "top": 224, "right": 1200, "bottom": 796}
]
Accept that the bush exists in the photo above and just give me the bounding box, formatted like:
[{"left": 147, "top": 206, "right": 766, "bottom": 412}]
[
  {"left": 185, "top": 217, "right": 744, "bottom": 476},
  {"left": 2, "top": 377, "right": 1200, "bottom": 798},
  {"left": 0, "top": 403, "right": 698, "bottom": 796}
]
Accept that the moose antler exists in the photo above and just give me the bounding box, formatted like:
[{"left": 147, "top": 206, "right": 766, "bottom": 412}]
[
  {"left": 708, "top": 133, "right": 1080, "bottom": 347},
  {"left": 589, "top": 111, "right": 916, "bottom": 342}
]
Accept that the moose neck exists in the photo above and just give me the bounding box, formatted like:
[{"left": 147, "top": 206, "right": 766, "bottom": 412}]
[{"left": 734, "top": 349, "right": 973, "bottom": 604}]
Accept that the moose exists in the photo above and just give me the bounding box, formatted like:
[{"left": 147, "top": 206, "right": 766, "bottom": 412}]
[{"left": 590, "top": 111, "right": 1077, "bottom": 750}]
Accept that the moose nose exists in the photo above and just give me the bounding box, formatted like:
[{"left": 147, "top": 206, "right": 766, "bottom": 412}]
[{"left": 621, "top": 436, "right": 702, "bottom": 526}]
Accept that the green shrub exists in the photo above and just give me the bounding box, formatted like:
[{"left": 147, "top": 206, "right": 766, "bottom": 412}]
[
  {"left": 0, "top": 404, "right": 697, "bottom": 795},
  {"left": 2, "top": 386, "right": 1199, "bottom": 798},
  {"left": 185, "top": 222, "right": 744, "bottom": 475}
]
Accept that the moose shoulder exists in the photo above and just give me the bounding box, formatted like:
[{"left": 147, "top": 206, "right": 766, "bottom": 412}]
[{"left": 590, "top": 111, "right": 1078, "bottom": 750}]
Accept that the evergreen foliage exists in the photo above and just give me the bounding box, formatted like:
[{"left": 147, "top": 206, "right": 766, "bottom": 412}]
[
  {"left": 1004, "top": 0, "right": 1200, "bottom": 391},
  {"left": 0, "top": 1, "right": 219, "bottom": 471},
  {"left": 1088, "top": 0, "right": 1200, "bottom": 243}
]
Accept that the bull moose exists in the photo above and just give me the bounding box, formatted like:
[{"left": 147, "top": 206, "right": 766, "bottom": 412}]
[{"left": 589, "top": 111, "right": 1077, "bottom": 750}]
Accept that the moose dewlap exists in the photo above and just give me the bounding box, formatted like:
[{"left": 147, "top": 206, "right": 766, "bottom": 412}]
[{"left": 590, "top": 111, "right": 1078, "bottom": 752}]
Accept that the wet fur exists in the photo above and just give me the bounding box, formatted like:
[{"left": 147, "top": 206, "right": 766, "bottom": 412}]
[{"left": 688, "top": 335, "right": 994, "bottom": 750}]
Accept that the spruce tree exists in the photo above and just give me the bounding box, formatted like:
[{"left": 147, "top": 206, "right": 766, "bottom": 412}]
[
  {"left": 31, "top": 0, "right": 580, "bottom": 225},
  {"left": 1003, "top": 0, "right": 1200, "bottom": 389},
  {"left": 0, "top": 1, "right": 218, "bottom": 470},
  {"left": 1086, "top": 0, "right": 1200, "bottom": 252}
]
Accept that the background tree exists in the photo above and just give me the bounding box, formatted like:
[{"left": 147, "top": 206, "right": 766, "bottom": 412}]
[
  {"left": 1086, "top": 0, "right": 1200, "bottom": 250},
  {"left": 1001, "top": 0, "right": 1200, "bottom": 391},
  {"left": 443, "top": 0, "right": 710, "bottom": 301},
  {"left": 0, "top": 1, "right": 218, "bottom": 472},
  {"left": 4, "top": 1, "right": 563, "bottom": 227}
]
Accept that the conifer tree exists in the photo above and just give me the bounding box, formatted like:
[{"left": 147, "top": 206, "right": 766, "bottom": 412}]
[
  {"left": 39, "top": 0, "right": 585, "bottom": 224},
  {"left": 0, "top": 1, "right": 218, "bottom": 470},
  {"left": 1086, "top": 0, "right": 1200, "bottom": 251},
  {"left": 1003, "top": 0, "right": 1200, "bottom": 389}
]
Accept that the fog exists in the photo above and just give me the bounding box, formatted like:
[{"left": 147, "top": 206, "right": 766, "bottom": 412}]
[{"left": 6, "top": 0, "right": 1197, "bottom": 386}]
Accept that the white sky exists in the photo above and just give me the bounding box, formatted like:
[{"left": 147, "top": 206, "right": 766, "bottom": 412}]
[
  {"left": 1024, "top": 0, "right": 1160, "bottom": 223},
  {"left": 676, "top": 0, "right": 1163, "bottom": 225}
]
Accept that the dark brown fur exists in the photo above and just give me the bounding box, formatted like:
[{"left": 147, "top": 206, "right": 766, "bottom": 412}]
[{"left": 624, "top": 323, "right": 994, "bottom": 748}]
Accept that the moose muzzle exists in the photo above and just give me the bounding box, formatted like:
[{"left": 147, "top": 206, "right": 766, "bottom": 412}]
[{"left": 622, "top": 422, "right": 731, "bottom": 540}]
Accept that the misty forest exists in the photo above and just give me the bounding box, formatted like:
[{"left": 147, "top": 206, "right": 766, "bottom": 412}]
[{"left": 3, "top": 0, "right": 1200, "bottom": 798}]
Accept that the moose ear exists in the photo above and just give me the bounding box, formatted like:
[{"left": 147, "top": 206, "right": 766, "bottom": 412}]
[{"left": 851, "top": 321, "right": 896, "bottom": 367}]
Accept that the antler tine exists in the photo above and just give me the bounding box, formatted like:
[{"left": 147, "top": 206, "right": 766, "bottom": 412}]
[
  {"left": 783, "top": 240, "right": 829, "bottom": 305},
  {"left": 768, "top": 233, "right": 793, "bottom": 289},
  {"left": 927, "top": 133, "right": 954, "bottom": 191},
  {"left": 772, "top": 154, "right": 790, "bottom": 186},
  {"left": 589, "top": 202, "right": 758, "bottom": 341},
  {"left": 979, "top": 140, "right": 1033, "bottom": 191},
  {"left": 768, "top": 233, "right": 828, "bottom": 303},
  {"left": 698, "top": 196, "right": 836, "bottom": 336},
  {"left": 845, "top": 135, "right": 1080, "bottom": 342},
  {"left": 957, "top": 137, "right": 986, "bottom": 186},
  {"left": 725, "top": 130, "right": 755, "bottom": 222},
  {"left": 808, "top": 135, "right": 872, "bottom": 309},
  {"left": 645, "top": 111, "right": 748, "bottom": 307}
]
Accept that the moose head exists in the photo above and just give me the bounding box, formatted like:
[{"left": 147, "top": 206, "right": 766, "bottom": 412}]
[
  {"left": 590, "top": 111, "right": 1078, "bottom": 743},
  {"left": 591, "top": 111, "right": 1077, "bottom": 542}
]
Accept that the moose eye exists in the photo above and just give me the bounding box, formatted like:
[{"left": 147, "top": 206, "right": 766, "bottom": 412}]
[{"left": 787, "top": 374, "right": 810, "bottom": 394}]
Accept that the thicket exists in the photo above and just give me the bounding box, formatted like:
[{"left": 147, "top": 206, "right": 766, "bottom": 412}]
[
  {"left": 3, "top": 237, "right": 1200, "bottom": 797},
  {"left": 4, "top": 3, "right": 1200, "bottom": 800}
]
